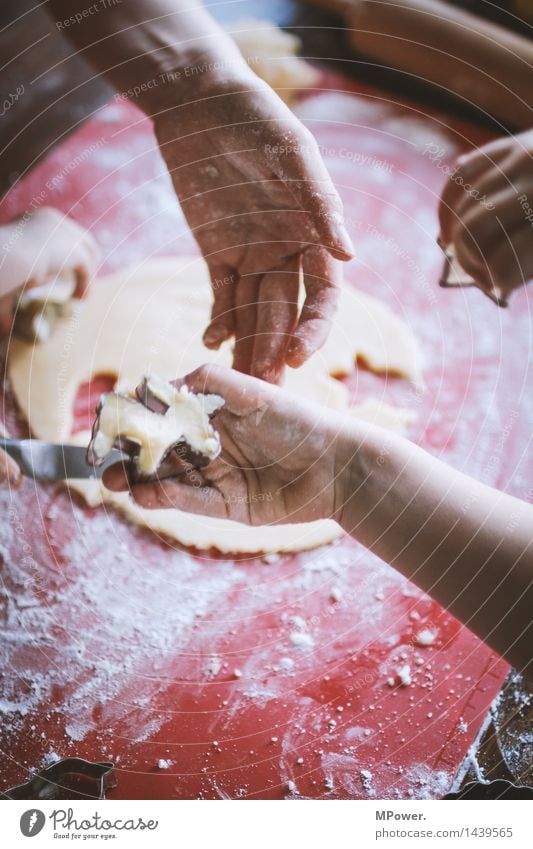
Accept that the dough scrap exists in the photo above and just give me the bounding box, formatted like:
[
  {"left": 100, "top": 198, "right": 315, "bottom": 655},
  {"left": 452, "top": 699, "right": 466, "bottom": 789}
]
[{"left": 8, "top": 256, "right": 420, "bottom": 554}]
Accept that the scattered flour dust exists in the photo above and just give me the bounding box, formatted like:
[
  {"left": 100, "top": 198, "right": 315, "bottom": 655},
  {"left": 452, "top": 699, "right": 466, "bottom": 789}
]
[
  {"left": 400, "top": 765, "right": 452, "bottom": 800},
  {"left": 396, "top": 664, "right": 412, "bottom": 686},
  {"left": 0, "top": 495, "right": 246, "bottom": 745},
  {"left": 360, "top": 768, "right": 375, "bottom": 796},
  {"left": 415, "top": 628, "right": 438, "bottom": 646}
]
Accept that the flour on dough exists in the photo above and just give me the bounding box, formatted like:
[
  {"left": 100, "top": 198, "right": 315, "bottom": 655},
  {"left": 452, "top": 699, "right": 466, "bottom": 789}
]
[{"left": 8, "top": 256, "right": 420, "bottom": 554}]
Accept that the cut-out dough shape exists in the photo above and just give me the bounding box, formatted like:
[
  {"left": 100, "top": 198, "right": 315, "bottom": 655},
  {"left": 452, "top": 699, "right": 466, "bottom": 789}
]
[
  {"left": 89, "top": 376, "right": 224, "bottom": 476},
  {"left": 8, "top": 257, "right": 420, "bottom": 554}
]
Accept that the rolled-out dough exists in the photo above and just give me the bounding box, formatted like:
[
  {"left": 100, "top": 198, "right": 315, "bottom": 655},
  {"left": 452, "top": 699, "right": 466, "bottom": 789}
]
[
  {"left": 8, "top": 256, "right": 420, "bottom": 554},
  {"left": 227, "top": 19, "right": 319, "bottom": 105}
]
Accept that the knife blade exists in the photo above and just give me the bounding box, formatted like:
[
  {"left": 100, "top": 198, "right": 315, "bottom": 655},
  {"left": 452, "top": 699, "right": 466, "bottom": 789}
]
[{"left": 0, "top": 438, "right": 126, "bottom": 481}]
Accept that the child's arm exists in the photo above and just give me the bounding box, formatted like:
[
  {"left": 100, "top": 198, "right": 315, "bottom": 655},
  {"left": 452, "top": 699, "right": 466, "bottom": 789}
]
[
  {"left": 335, "top": 417, "right": 533, "bottom": 673},
  {"left": 103, "top": 365, "right": 533, "bottom": 672}
]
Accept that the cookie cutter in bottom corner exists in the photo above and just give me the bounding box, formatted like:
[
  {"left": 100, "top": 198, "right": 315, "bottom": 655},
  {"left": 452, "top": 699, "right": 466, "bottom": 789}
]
[
  {"left": 444, "top": 778, "right": 533, "bottom": 800},
  {"left": 1, "top": 757, "right": 116, "bottom": 800}
]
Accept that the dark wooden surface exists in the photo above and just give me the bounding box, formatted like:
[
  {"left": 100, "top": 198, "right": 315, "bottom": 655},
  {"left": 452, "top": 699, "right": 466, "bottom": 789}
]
[{"left": 0, "top": 0, "right": 111, "bottom": 194}]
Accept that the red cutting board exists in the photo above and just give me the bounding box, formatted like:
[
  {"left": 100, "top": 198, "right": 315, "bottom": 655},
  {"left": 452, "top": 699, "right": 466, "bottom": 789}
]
[{"left": 1, "top": 71, "right": 531, "bottom": 799}]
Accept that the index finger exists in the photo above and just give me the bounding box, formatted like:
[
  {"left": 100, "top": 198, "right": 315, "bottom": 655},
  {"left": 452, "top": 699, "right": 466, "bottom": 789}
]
[{"left": 251, "top": 253, "right": 300, "bottom": 383}]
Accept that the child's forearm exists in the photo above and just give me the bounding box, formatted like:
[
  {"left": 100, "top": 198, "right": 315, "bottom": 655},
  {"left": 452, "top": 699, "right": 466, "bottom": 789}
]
[
  {"left": 351, "top": 0, "right": 533, "bottom": 129},
  {"left": 335, "top": 423, "right": 533, "bottom": 671}
]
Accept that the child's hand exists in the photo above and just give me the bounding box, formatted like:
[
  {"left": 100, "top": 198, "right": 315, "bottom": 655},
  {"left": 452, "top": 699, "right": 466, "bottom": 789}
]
[
  {"left": 0, "top": 208, "right": 99, "bottom": 333},
  {"left": 103, "top": 365, "right": 348, "bottom": 526},
  {"left": 10, "top": 207, "right": 99, "bottom": 296},
  {"left": 438, "top": 131, "right": 533, "bottom": 304}
]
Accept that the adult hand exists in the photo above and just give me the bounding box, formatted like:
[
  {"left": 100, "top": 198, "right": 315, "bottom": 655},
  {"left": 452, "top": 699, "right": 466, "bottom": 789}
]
[
  {"left": 46, "top": 0, "right": 352, "bottom": 380},
  {"left": 154, "top": 73, "right": 353, "bottom": 382},
  {"left": 103, "top": 364, "right": 348, "bottom": 525},
  {"left": 438, "top": 131, "right": 533, "bottom": 305}
]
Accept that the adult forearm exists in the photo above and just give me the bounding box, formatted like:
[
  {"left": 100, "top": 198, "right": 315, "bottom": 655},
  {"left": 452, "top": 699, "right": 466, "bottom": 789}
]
[
  {"left": 335, "top": 423, "right": 533, "bottom": 670},
  {"left": 350, "top": 0, "right": 533, "bottom": 129},
  {"left": 47, "top": 0, "right": 254, "bottom": 111}
]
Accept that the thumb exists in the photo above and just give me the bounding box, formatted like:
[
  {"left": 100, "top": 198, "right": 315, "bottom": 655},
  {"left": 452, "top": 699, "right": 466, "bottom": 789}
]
[{"left": 183, "top": 364, "right": 274, "bottom": 416}]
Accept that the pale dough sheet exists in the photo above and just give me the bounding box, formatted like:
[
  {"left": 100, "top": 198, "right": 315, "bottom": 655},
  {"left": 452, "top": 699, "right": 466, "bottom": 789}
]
[
  {"left": 227, "top": 19, "right": 319, "bottom": 104},
  {"left": 8, "top": 257, "right": 420, "bottom": 553}
]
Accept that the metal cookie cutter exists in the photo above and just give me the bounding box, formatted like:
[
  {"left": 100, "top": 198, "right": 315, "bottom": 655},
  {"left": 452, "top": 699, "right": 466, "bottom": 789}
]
[
  {"left": 438, "top": 239, "right": 508, "bottom": 308},
  {"left": 444, "top": 778, "right": 533, "bottom": 800},
  {"left": 1, "top": 757, "right": 116, "bottom": 800}
]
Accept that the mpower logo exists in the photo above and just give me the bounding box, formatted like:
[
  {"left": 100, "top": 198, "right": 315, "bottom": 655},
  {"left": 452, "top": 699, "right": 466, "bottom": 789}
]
[{"left": 20, "top": 809, "right": 46, "bottom": 837}]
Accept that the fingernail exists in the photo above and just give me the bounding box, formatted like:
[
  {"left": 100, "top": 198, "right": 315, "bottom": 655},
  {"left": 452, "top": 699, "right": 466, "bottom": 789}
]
[
  {"left": 203, "top": 326, "right": 225, "bottom": 348},
  {"left": 328, "top": 226, "right": 354, "bottom": 261},
  {"left": 339, "top": 227, "right": 355, "bottom": 257},
  {"left": 285, "top": 343, "right": 306, "bottom": 368}
]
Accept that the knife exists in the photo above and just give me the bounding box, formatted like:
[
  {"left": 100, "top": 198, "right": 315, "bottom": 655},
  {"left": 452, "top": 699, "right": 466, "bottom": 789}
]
[{"left": 0, "top": 438, "right": 126, "bottom": 481}]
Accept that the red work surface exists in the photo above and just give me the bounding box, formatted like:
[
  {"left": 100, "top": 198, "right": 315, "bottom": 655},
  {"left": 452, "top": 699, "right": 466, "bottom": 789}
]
[{"left": 1, "top": 73, "right": 531, "bottom": 799}]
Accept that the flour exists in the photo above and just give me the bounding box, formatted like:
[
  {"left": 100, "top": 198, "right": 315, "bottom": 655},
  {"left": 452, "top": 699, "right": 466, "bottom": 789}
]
[
  {"left": 415, "top": 628, "right": 437, "bottom": 646},
  {"left": 0, "top": 493, "right": 246, "bottom": 744}
]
